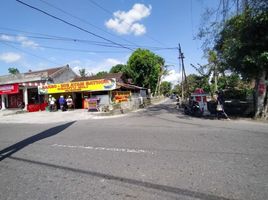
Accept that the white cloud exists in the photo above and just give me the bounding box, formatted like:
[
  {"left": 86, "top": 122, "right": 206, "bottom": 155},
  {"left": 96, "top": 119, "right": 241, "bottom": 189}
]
[
  {"left": 0, "top": 34, "right": 39, "bottom": 49},
  {"left": 105, "top": 3, "right": 151, "bottom": 36},
  {"left": 162, "top": 70, "right": 182, "bottom": 86},
  {"left": 0, "top": 34, "right": 13, "bottom": 41},
  {"left": 16, "top": 36, "right": 39, "bottom": 48},
  {"left": 0, "top": 52, "right": 22, "bottom": 63},
  {"left": 105, "top": 58, "right": 122, "bottom": 67},
  {"left": 70, "top": 58, "right": 124, "bottom": 76}
]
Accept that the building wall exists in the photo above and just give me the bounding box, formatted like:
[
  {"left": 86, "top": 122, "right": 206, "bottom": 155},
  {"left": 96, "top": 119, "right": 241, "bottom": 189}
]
[{"left": 52, "top": 67, "right": 77, "bottom": 83}]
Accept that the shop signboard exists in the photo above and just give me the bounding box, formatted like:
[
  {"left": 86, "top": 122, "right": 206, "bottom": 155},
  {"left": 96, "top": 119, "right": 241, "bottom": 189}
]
[
  {"left": 112, "top": 91, "right": 131, "bottom": 103},
  {"left": 38, "top": 79, "right": 116, "bottom": 94},
  {"left": 0, "top": 83, "right": 19, "bottom": 95}
]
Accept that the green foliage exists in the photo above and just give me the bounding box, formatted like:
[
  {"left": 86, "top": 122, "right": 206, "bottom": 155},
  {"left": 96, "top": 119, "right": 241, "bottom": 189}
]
[
  {"left": 8, "top": 67, "right": 20, "bottom": 75},
  {"left": 214, "top": 73, "right": 252, "bottom": 100},
  {"left": 223, "top": 88, "right": 253, "bottom": 100},
  {"left": 186, "top": 74, "right": 210, "bottom": 94},
  {"left": 216, "top": 9, "right": 268, "bottom": 79},
  {"left": 95, "top": 71, "right": 108, "bottom": 77},
  {"left": 127, "top": 48, "right": 165, "bottom": 94},
  {"left": 109, "top": 64, "right": 127, "bottom": 73},
  {"left": 217, "top": 73, "right": 244, "bottom": 89},
  {"left": 172, "top": 83, "right": 182, "bottom": 96},
  {"left": 160, "top": 81, "right": 172, "bottom": 96}
]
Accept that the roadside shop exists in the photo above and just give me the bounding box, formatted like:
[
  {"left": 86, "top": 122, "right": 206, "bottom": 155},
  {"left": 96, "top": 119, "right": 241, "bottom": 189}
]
[
  {"left": 38, "top": 73, "right": 147, "bottom": 111},
  {"left": 0, "top": 65, "right": 77, "bottom": 112}
]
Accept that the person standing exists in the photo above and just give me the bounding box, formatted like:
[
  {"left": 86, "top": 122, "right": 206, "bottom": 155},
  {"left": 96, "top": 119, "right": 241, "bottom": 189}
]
[
  {"left": 216, "top": 90, "right": 230, "bottom": 120},
  {"left": 66, "top": 96, "right": 73, "bottom": 110},
  {"left": 59, "top": 95, "right": 66, "bottom": 111},
  {"left": 49, "top": 95, "right": 56, "bottom": 112}
]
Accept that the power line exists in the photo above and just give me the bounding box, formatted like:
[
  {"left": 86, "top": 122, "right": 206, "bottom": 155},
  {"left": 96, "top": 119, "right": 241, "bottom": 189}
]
[
  {"left": 0, "top": 31, "right": 177, "bottom": 51},
  {"left": 0, "top": 41, "right": 61, "bottom": 66},
  {"left": 37, "top": 0, "right": 140, "bottom": 47},
  {"left": 1, "top": 35, "right": 178, "bottom": 74},
  {"left": 16, "top": 0, "right": 134, "bottom": 51},
  {"left": 1, "top": 40, "right": 129, "bottom": 53},
  {"left": 87, "top": 0, "right": 112, "bottom": 16},
  {"left": 87, "top": 0, "right": 170, "bottom": 48}
]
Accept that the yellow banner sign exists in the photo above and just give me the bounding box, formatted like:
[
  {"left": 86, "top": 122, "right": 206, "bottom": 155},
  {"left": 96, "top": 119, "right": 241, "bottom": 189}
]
[{"left": 38, "top": 79, "right": 116, "bottom": 94}]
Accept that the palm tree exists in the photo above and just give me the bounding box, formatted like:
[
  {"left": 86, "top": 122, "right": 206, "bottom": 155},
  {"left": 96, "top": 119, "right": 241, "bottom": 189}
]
[{"left": 79, "top": 68, "right": 87, "bottom": 77}]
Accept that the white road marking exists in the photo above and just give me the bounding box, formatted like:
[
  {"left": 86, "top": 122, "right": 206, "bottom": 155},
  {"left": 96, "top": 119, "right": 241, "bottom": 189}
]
[{"left": 52, "top": 144, "right": 153, "bottom": 154}]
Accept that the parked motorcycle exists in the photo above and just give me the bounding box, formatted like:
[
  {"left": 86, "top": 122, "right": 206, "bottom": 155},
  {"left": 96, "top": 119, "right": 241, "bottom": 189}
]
[{"left": 184, "top": 101, "right": 203, "bottom": 117}]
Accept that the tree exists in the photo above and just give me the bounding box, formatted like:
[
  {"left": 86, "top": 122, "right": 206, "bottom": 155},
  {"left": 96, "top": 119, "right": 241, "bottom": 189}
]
[
  {"left": 172, "top": 83, "right": 182, "bottom": 96},
  {"left": 95, "top": 71, "right": 108, "bottom": 77},
  {"left": 79, "top": 68, "right": 87, "bottom": 77},
  {"left": 109, "top": 64, "right": 127, "bottom": 73},
  {"left": 216, "top": 7, "right": 268, "bottom": 118},
  {"left": 160, "top": 81, "right": 172, "bottom": 96},
  {"left": 127, "top": 48, "right": 165, "bottom": 94},
  {"left": 154, "top": 61, "right": 169, "bottom": 96},
  {"left": 192, "top": 50, "right": 222, "bottom": 94},
  {"left": 186, "top": 74, "right": 210, "bottom": 94},
  {"left": 8, "top": 67, "right": 20, "bottom": 75}
]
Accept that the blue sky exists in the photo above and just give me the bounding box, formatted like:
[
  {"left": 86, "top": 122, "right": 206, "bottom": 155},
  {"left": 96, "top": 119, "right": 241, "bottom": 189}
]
[{"left": 0, "top": 0, "right": 219, "bottom": 84}]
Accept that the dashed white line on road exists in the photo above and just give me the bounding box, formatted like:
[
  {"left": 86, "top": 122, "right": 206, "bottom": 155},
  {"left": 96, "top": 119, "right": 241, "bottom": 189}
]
[{"left": 52, "top": 144, "right": 154, "bottom": 154}]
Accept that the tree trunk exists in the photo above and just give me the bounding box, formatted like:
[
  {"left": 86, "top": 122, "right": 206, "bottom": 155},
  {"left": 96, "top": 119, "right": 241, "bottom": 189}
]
[
  {"left": 154, "top": 75, "right": 161, "bottom": 96},
  {"left": 254, "top": 70, "right": 268, "bottom": 119}
]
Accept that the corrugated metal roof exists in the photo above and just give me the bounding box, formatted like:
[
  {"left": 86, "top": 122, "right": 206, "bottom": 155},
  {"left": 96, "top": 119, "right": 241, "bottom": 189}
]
[
  {"left": 117, "top": 82, "right": 146, "bottom": 90},
  {"left": 24, "top": 66, "right": 67, "bottom": 76},
  {"left": 0, "top": 65, "right": 68, "bottom": 85}
]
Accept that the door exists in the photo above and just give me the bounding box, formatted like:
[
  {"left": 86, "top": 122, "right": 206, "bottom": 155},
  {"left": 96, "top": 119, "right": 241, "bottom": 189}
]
[
  {"left": 75, "top": 93, "right": 82, "bottom": 109},
  {"left": 8, "top": 90, "right": 23, "bottom": 108}
]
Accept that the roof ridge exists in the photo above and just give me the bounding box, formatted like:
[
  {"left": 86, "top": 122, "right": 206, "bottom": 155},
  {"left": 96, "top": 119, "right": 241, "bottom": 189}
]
[{"left": 24, "top": 66, "right": 65, "bottom": 74}]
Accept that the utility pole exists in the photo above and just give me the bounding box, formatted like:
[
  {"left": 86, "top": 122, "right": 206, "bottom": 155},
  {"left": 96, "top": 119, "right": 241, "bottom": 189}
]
[{"left": 178, "top": 44, "right": 187, "bottom": 100}]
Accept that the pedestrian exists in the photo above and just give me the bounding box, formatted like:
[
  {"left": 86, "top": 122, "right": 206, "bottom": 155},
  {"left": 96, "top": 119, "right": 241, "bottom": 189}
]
[
  {"left": 49, "top": 95, "right": 56, "bottom": 112},
  {"left": 66, "top": 95, "right": 73, "bottom": 110},
  {"left": 216, "top": 90, "right": 230, "bottom": 120},
  {"left": 59, "top": 95, "right": 66, "bottom": 111}
]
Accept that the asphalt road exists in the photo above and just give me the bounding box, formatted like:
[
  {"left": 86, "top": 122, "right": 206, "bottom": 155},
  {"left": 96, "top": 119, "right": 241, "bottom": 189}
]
[{"left": 0, "top": 100, "right": 268, "bottom": 200}]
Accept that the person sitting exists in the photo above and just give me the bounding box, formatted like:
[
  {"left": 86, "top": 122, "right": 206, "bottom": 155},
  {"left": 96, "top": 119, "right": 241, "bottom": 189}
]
[{"left": 66, "top": 96, "right": 73, "bottom": 110}]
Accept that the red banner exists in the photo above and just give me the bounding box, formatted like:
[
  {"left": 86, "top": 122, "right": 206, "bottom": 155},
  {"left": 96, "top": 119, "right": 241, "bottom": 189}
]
[
  {"left": 258, "top": 83, "right": 266, "bottom": 95},
  {"left": 0, "top": 84, "right": 19, "bottom": 95}
]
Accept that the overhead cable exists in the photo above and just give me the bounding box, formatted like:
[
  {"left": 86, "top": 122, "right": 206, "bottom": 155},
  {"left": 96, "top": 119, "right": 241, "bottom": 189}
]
[
  {"left": 16, "top": 0, "right": 134, "bottom": 51},
  {"left": 38, "top": 0, "right": 140, "bottom": 47},
  {"left": 0, "top": 41, "right": 61, "bottom": 66}
]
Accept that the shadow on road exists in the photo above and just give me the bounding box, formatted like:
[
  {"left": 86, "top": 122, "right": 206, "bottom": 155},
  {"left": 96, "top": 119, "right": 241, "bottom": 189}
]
[
  {"left": 137, "top": 102, "right": 225, "bottom": 122},
  {"left": 136, "top": 103, "right": 186, "bottom": 118},
  {"left": 0, "top": 121, "right": 76, "bottom": 161},
  {"left": 9, "top": 156, "right": 235, "bottom": 200},
  {"left": 134, "top": 103, "right": 206, "bottom": 126},
  {"left": 135, "top": 102, "right": 267, "bottom": 134}
]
